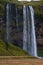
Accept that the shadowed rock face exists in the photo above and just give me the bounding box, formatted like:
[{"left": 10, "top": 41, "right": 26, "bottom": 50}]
[
  {"left": 6, "top": 4, "right": 23, "bottom": 48},
  {"left": 35, "top": 17, "right": 43, "bottom": 46},
  {"left": 35, "top": 23, "right": 43, "bottom": 47}
]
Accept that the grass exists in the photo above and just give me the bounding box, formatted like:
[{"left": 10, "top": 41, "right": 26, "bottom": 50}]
[{"left": 0, "top": 39, "right": 29, "bottom": 56}]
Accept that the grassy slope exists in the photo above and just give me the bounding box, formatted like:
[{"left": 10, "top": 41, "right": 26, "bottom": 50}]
[{"left": 0, "top": 39, "right": 29, "bottom": 56}]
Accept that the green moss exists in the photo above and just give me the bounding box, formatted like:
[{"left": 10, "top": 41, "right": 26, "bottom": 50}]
[{"left": 0, "top": 39, "right": 29, "bottom": 56}]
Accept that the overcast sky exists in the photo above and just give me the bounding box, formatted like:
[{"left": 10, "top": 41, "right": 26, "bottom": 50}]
[{"left": 18, "top": 0, "right": 40, "bottom": 1}]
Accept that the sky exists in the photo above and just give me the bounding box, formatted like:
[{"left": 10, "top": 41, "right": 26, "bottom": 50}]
[{"left": 18, "top": 0, "right": 40, "bottom": 1}]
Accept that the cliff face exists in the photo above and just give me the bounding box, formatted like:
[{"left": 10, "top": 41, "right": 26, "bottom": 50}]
[
  {"left": 35, "top": 14, "right": 43, "bottom": 46},
  {"left": 36, "top": 24, "right": 43, "bottom": 46},
  {"left": 0, "top": 4, "right": 43, "bottom": 47}
]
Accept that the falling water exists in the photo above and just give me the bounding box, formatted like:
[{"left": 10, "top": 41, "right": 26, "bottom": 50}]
[
  {"left": 16, "top": 6, "right": 19, "bottom": 44},
  {"left": 23, "top": 5, "right": 37, "bottom": 57},
  {"left": 6, "top": 3, "right": 10, "bottom": 42},
  {"left": 27, "top": 7, "right": 31, "bottom": 54},
  {"left": 6, "top": 3, "right": 11, "bottom": 43},
  {"left": 16, "top": 7, "right": 19, "bottom": 32},
  {"left": 29, "top": 6, "right": 37, "bottom": 57},
  {"left": 23, "top": 5, "right": 28, "bottom": 51}
]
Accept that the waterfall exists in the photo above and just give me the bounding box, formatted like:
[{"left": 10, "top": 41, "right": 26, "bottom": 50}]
[
  {"left": 27, "top": 7, "right": 31, "bottom": 54},
  {"left": 6, "top": 3, "right": 37, "bottom": 57},
  {"left": 16, "top": 6, "right": 19, "bottom": 32},
  {"left": 29, "top": 6, "right": 37, "bottom": 57},
  {"left": 6, "top": 3, "right": 42, "bottom": 58},
  {"left": 16, "top": 6, "right": 19, "bottom": 45},
  {"left": 6, "top": 4, "right": 42, "bottom": 58},
  {"left": 29, "top": 6, "right": 42, "bottom": 59},
  {"left": 23, "top": 5, "right": 37, "bottom": 57},
  {"left": 23, "top": 5, "right": 28, "bottom": 51},
  {"left": 6, "top": 3, "right": 11, "bottom": 43}
]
